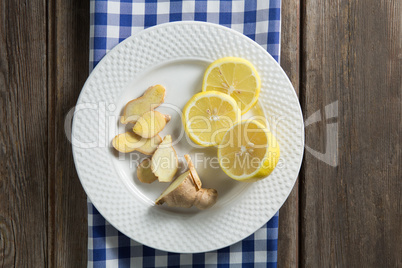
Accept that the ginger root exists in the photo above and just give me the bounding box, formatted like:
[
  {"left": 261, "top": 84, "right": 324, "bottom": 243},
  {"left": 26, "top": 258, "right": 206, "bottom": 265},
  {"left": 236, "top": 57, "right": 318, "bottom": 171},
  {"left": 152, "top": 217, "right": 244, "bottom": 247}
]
[
  {"left": 155, "top": 158, "right": 218, "bottom": 210},
  {"left": 137, "top": 158, "right": 158, "bottom": 184},
  {"left": 112, "top": 132, "right": 162, "bottom": 155},
  {"left": 133, "top": 111, "right": 170, "bottom": 138},
  {"left": 121, "top": 85, "right": 166, "bottom": 124},
  {"left": 151, "top": 135, "right": 178, "bottom": 182}
]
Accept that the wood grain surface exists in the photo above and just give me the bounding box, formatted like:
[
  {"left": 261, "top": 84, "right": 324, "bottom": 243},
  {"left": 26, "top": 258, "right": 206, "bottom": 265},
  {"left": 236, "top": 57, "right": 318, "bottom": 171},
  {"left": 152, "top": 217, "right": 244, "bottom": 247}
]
[
  {"left": 0, "top": 0, "right": 400, "bottom": 267},
  {"left": 0, "top": 0, "right": 49, "bottom": 267},
  {"left": 300, "top": 0, "right": 401, "bottom": 266},
  {"left": 48, "top": 0, "right": 89, "bottom": 267},
  {"left": 278, "top": 0, "right": 300, "bottom": 267}
]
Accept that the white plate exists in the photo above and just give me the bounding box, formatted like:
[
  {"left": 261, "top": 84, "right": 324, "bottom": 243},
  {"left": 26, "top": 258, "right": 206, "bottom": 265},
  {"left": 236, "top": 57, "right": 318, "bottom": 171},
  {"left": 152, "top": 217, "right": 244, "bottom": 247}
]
[{"left": 72, "top": 21, "right": 304, "bottom": 253}]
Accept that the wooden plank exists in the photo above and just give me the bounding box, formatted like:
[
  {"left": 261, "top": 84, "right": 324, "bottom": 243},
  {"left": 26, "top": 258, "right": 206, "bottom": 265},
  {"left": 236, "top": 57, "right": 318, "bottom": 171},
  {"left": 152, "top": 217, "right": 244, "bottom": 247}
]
[
  {"left": 49, "top": 0, "right": 90, "bottom": 266},
  {"left": 278, "top": 0, "right": 300, "bottom": 267},
  {"left": 0, "top": 0, "right": 48, "bottom": 267},
  {"left": 300, "top": 0, "right": 401, "bottom": 266}
]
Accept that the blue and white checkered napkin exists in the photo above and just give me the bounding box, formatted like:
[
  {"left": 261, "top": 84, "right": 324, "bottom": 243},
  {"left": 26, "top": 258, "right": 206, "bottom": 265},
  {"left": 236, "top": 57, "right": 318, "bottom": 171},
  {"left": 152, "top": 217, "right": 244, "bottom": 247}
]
[{"left": 89, "top": 0, "right": 281, "bottom": 267}]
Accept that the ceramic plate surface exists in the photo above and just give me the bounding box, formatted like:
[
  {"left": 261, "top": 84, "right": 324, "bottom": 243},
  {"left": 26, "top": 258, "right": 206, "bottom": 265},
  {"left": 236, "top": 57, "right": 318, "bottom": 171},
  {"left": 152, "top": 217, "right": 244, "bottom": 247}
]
[{"left": 72, "top": 21, "right": 304, "bottom": 253}]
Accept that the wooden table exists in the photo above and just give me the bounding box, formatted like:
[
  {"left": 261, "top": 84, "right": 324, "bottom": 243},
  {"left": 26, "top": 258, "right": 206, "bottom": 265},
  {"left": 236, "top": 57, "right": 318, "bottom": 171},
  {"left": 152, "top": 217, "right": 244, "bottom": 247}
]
[{"left": 0, "top": 0, "right": 400, "bottom": 266}]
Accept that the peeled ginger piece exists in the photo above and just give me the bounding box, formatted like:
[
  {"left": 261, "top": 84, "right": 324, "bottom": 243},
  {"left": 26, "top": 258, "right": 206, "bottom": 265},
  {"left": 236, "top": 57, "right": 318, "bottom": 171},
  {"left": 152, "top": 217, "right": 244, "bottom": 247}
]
[
  {"left": 121, "top": 84, "right": 166, "bottom": 124},
  {"left": 112, "top": 132, "right": 162, "bottom": 155},
  {"left": 133, "top": 111, "right": 170, "bottom": 138},
  {"left": 137, "top": 158, "right": 158, "bottom": 184},
  {"left": 151, "top": 135, "right": 178, "bottom": 182}
]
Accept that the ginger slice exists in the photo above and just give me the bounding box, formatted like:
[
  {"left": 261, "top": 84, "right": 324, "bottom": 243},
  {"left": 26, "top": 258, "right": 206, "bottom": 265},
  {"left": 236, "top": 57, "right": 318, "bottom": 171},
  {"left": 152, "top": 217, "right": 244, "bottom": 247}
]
[
  {"left": 133, "top": 111, "right": 170, "bottom": 138},
  {"left": 155, "top": 171, "right": 218, "bottom": 210},
  {"left": 112, "top": 132, "right": 162, "bottom": 155},
  {"left": 121, "top": 84, "right": 166, "bottom": 124},
  {"left": 151, "top": 135, "right": 178, "bottom": 182},
  {"left": 137, "top": 158, "right": 158, "bottom": 184},
  {"left": 184, "top": 154, "right": 202, "bottom": 190}
]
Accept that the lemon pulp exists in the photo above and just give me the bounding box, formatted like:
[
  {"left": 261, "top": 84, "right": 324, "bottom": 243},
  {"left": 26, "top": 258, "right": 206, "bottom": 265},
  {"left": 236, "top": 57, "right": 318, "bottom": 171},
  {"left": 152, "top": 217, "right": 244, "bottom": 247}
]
[
  {"left": 217, "top": 120, "right": 280, "bottom": 182},
  {"left": 202, "top": 57, "right": 261, "bottom": 114},
  {"left": 183, "top": 91, "right": 241, "bottom": 147}
]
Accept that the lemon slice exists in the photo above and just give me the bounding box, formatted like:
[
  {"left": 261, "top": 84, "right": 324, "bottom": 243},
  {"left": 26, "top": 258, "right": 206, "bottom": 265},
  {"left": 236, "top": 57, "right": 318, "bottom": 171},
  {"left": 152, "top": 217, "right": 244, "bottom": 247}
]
[
  {"left": 183, "top": 91, "right": 241, "bottom": 147},
  {"left": 202, "top": 57, "right": 261, "bottom": 114},
  {"left": 217, "top": 120, "right": 280, "bottom": 182}
]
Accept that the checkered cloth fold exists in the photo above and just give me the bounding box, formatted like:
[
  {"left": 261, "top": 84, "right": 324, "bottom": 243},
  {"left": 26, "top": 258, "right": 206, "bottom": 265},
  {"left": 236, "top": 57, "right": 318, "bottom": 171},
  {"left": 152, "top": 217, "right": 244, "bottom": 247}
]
[{"left": 89, "top": 0, "right": 281, "bottom": 267}]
